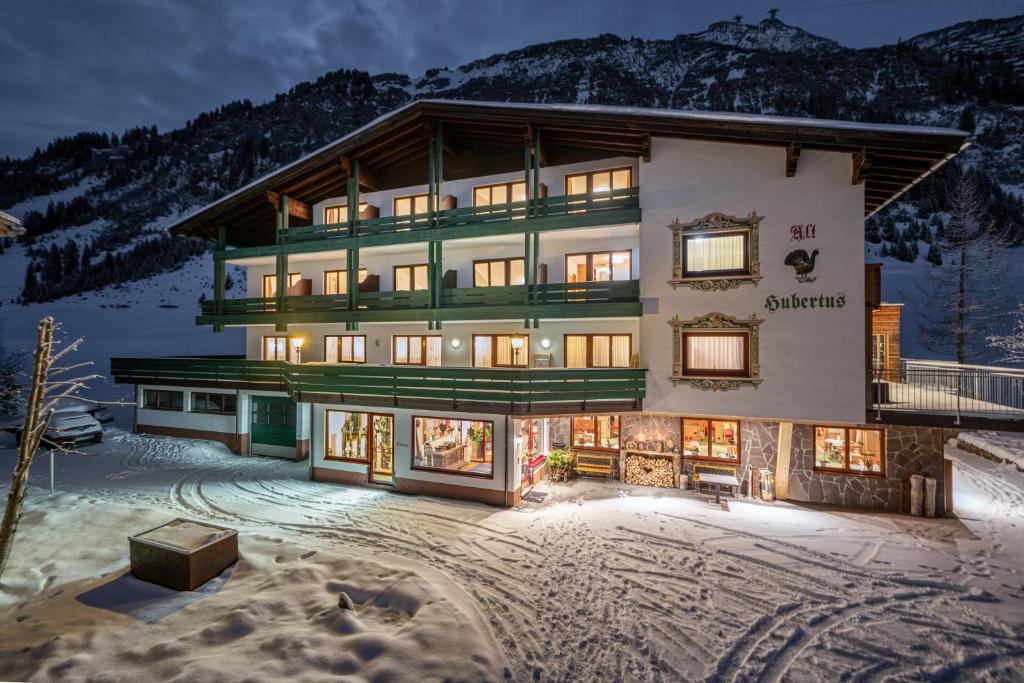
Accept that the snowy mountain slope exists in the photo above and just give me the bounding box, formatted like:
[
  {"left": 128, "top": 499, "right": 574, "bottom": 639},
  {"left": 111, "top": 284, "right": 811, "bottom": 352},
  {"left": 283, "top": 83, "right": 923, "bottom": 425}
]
[{"left": 0, "top": 15, "right": 1022, "bottom": 365}]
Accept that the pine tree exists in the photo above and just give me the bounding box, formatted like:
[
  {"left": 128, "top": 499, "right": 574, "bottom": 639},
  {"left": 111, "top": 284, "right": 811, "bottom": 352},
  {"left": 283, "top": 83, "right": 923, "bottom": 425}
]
[
  {"left": 0, "top": 328, "right": 22, "bottom": 415},
  {"left": 925, "top": 243, "right": 942, "bottom": 266},
  {"left": 958, "top": 105, "right": 976, "bottom": 133}
]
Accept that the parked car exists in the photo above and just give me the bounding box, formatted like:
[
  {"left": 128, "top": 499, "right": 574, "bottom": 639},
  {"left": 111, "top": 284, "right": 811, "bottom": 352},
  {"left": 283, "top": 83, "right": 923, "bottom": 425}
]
[
  {"left": 54, "top": 397, "right": 114, "bottom": 424},
  {"left": 6, "top": 400, "right": 105, "bottom": 447}
]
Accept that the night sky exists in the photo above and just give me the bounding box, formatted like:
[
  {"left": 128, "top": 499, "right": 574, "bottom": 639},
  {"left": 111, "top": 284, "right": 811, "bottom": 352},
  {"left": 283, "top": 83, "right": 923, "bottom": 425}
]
[{"left": 1, "top": 0, "right": 1019, "bottom": 159}]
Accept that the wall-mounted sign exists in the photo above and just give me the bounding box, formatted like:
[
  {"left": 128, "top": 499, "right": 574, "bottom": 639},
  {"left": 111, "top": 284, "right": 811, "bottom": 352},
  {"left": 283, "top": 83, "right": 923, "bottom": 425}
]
[
  {"left": 784, "top": 249, "right": 819, "bottom": 283},
  {"left": 764, "top": 292, "right": 846, "bottom": 314},
  {"left": 790, "top": 224, "right": 817, "bottom": 241}
]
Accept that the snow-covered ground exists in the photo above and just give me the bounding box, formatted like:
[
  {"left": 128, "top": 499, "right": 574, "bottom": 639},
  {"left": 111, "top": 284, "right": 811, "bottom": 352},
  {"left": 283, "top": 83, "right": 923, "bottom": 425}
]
[
  {"left": 1, "top": 430, "right": 1022, "bottom": 681},
  {"left": 958, "top": 431, "right": 1024, "bottom": 471}
]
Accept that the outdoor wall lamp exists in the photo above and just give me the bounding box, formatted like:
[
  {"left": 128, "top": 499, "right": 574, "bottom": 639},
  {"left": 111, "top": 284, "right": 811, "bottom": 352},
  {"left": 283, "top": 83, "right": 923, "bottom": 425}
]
[{"left": 292, "top": 337, "right": 304, "bottom": 364}]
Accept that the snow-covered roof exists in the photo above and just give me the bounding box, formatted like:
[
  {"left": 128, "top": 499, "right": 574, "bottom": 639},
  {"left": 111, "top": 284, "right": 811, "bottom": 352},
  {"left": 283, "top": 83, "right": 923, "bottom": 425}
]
[{"left": 0, "top": 209, "right": 25, "bottom": 237}]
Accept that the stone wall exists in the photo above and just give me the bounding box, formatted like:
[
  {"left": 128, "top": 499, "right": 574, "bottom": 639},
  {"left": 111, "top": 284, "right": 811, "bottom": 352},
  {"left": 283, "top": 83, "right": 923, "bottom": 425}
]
[
  {"left": 620, "top": 414, "right": 681, "bottom": 450},
  {"left": 741, "top": 420, "right": 948, "bottom": 514}
]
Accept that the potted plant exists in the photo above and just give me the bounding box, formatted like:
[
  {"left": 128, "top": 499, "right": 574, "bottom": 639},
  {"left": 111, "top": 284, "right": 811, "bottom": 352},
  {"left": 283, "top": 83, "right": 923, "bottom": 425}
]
[
  {"left": 546, "top": 447, "right": 574, "bottom": 482},
  {"left": 467, "top": 423, "right": 492, "bottom": 460}
]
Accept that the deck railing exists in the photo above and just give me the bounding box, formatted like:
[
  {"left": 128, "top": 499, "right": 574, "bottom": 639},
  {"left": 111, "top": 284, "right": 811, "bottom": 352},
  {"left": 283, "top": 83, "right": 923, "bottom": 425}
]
[
  {"left": 869, "top": 359, "right": 1024, "bottom": 424},
  {"left": 201, "top": 280, "right": 640, "bottom": 317},
  {"left": 280, "top": 187, "right": 639, "bottom": 243},
  {"left": 111, "top": 357, "right": 646, "bottom": 410}
]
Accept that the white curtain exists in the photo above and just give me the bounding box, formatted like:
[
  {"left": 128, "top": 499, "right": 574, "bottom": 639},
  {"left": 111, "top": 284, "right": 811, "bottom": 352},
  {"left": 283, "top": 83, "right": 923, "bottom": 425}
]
[
  {"left": 686, "top": 234, "right": 745, "bottom": 273},
  {"left": 496, "top": 336, "right": 512, "bottom": 366},
  {"left": 474, "top": 336, "right": 492, "bottom": 367},
  {"left": 686, "top": 335, "right": 744, "bottom": 371},
  {"left": 611, "top": 335, "right": 631, "bottom": 367},
  {"left": 425, "top": 337, "right": 442, "bottom": 366},
  {"left": 352, "top": 336, "right": 366, "bottom": 363},
  {"left": 393, "top": 336, "right": 409, "bottom": 364},
  {"left": 592, "top": 336, "right": 611, "bottom": 367},
  {"left": 325, "top": 337, "right": 339, "bottom": 363},
  {"left": 566, "top": 336, "right": 588, "bottom": 368}
]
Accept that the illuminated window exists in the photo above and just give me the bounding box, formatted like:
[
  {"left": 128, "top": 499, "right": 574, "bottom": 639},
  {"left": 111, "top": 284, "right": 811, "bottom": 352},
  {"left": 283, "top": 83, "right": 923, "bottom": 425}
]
[
  {"left": 393, "top": 194, "right": 429, "bottom": 216},
  {"left": 681, "top": 333, "right": 748, "bottom": 377},
  {"left": 262, "top": 273, "right": 301, "bottom": 298},
  {"left": 473, "top": 181, "right": 527, "bottom": 206},
  {"left": 565, "top": 250, "right": 631, "bottom": 283},
  {"left": 393, "top": 264, "right": 428, "bottom": 291},
  {"left": 325, "top": 335, "right": 366, "bottom": 364},
  {"left": 392, "top": 335, "right": 442, "bottom": 366},
  {"left": 565, "top": 167, "right": 631, "bottom": 196},
  {"left": 323, "top": 203, "right": 367, "bottom": 224},
  {"left": 682, "top": 418, "right": 739, "bottom": 462},
  {"left": 564, "top": 334, "right": 631, "bottom": 368},
  {"left": 571, "top": 416, "right": 620, "bottom": 451},
  {"left": 325, "top": 411, "right": 393, "bottom": 476},
  {"left": 473, "top": 258, "right": 525, "bottom": 287},
  {"left": 262, "top": 336, "right": 290, "bottom": 361},
  {"left": 323, "top": 268, "right": 367, "bottom": 295},
  {"left": 472, "top": 334, "right": 528, "bottom": 368},
  {"left": 815, "top": 426, "right": 885, "bottom": 475},
  {"left": 683, "top": 232, "right": 748, "bottom": 275},
  {"left": 413, "top": 416, "right": 494, "bottom": 477}
]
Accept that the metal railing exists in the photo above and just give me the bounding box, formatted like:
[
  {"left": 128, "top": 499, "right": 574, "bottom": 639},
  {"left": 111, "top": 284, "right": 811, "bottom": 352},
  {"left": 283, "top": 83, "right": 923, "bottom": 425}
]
[
  {"left": 280, "top": 187, "right": 640, "bottom": 243},
  {"left": 111, "top": 357, "right": 646, "bottom": 410},
  {"left": 869, "top": 359, "right": 1024, "bottom": 424}
]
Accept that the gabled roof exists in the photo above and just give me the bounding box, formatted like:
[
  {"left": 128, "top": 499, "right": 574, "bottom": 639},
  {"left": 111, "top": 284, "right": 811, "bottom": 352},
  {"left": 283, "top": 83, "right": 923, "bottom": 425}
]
[
  {"left": 170, "top": 99, "right": 968, "bottom": 247},
  {"left": 0, "top": 209, "right": 25, "bottom": 237}
]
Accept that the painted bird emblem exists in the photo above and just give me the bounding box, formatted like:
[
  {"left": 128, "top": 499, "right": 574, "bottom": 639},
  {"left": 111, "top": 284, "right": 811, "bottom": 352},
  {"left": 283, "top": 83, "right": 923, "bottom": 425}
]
[{"left": 784, "top": 249, "right": 819, "bottom": 282}]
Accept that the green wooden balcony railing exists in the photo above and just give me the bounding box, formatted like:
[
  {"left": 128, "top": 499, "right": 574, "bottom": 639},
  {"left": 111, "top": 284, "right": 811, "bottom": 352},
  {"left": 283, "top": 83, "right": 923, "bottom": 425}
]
[
  {"left": 199, "top": 280, "right": 641, "bottom": 324},
  {"left": 281, "top": 187, "right": 639, "bottom": 243},
  {"left": 110, "top": 357, "right": 646, "bottom": 413}
]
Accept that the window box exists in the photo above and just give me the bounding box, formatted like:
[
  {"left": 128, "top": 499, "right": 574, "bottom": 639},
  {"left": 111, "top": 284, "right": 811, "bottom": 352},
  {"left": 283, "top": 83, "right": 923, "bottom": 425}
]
[{"left": 669, "top": 212, "right": 762, "bottom": 291}]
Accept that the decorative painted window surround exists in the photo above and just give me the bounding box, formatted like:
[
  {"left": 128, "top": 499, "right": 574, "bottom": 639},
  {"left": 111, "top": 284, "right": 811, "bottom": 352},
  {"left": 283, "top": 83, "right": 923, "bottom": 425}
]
[
  {"left": 668, "top": 212, "right": 763, "bottom": 291},
  {"left": 668, "top": 312, "right": 763, "bottom": 391}
]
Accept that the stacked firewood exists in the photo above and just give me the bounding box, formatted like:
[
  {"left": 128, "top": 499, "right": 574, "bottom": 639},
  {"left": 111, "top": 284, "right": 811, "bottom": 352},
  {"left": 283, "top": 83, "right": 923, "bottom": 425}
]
[{"left": 624, "top": 454, "right": 675, "bottom": 488}]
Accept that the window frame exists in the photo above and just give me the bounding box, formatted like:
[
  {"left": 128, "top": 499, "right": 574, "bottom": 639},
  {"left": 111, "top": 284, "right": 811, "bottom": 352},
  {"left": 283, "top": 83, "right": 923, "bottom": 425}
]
[
  {"left": 324, "top": 409, "right": 393, "bottom": 464},
  {"left": 190, "top": 391, "right": 237, "bottom": 415},
  {"left": 680, "top": 331, "right": 751, "bottom": 378},
  {"left": 323, "top": 268, "right": 368, "bottom": 295},
  {"left": 473, "top": 257, "right": 526, "bottom": 288},
  {"left": 564, "top": 166, "right": 633, "bottom": 195},
  {"left": 393, "top": 263, "right": 429, "bottom": 292},
  {"left": 680, "top": 417, "right": 741, "bottom": 464},
  {"left": 324, "top": 334, "right": 367, "bottom": 364},
  {"left": 262, "top": 272, "right": 301, "bottom": 298},
  {"left": 143, "top": 389, "right": 184, "bottom": 412},
  {"left": 681, "top": 230, "right": 751, "bottom": 277},
  {"left": 813, "top": 425, "right": 887, "bottom": 477},
  {"left": 411, "top": 415, "right": 496, "bottom": 480},
  {"left": 262, "top": 335, "right": 291, "bottom": 361},
  {"left": 570, "top": 415, "right": 621, "bottom": 453},
  {"left": 564, "top": 249, "right": 633, "bottom": 283},
  {"left": 393, "top": 193, "right": 429, "bottom": 217},
  {"left": 323, "top": 202, "right": 368, "bottom": 225},
  {"left": 563, "top": 334, "right": 632, "bottom": 369},
  {"left": 471, "top": 334, "right": 530, "bottom": 368},
  {"left": 391, "top": 335, "right": 442, "bottom": 366},
  {"left": 472, "top": 181, "right": 527, "bottom": 207}
]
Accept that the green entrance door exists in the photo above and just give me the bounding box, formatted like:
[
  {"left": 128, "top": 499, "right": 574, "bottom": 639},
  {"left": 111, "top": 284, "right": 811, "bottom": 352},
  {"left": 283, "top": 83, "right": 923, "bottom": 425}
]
[{"left": 250, "top": 396, "right": 296, "bottom": 457}]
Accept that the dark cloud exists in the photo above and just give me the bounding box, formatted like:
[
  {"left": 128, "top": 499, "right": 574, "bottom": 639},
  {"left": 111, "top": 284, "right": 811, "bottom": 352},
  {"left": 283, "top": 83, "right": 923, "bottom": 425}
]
[{"left": 0, "top": 0, "right": 1019, "bottom": 158}]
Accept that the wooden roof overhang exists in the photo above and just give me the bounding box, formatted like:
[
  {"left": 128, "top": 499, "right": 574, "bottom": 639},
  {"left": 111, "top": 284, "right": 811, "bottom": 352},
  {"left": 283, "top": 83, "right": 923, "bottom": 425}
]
[{"left": 169, "top": 100, "right": 968, "bottom": 248}]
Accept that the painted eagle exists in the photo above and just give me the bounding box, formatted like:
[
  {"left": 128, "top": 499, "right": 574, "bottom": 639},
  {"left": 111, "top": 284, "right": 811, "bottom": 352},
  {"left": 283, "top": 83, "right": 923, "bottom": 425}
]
[{"left": 784, "top": 249, "right": 819, "bottom": 276}]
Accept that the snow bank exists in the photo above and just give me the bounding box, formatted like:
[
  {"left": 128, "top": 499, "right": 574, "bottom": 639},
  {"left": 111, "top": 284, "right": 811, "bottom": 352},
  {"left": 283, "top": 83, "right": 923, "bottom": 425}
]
[{"left": 957, "top": 431, "right": 1024, "bottom": 470}]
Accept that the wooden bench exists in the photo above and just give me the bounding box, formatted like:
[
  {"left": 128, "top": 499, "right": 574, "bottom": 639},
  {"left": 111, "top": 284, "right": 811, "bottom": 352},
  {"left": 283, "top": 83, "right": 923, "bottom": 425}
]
[
  {"left": 689, "top": 462, "right": 739, "bottom": 492},
  {"left": 575, "top": 452, "right": 614, "bottom": 480}
]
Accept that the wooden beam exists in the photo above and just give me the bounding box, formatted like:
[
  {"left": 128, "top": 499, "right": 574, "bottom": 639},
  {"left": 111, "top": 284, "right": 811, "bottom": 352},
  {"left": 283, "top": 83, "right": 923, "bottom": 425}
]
[
  {"left": 852, "top": 148, "right": 872, "bottom": 185},
  {"left": 526, "top": 124, "right": 547, "bottom": 167},
  {"left": 266, "top": 191, "right": 311, "bottom": 221},
  {"left": 641, "top": 133, "right": 651, "bottom": 163},
  {"left": 785, "top": 143, "right": 801, "bottom": 178},
  {"left": 338, "top": 154, "right": 380, "bottom": 191}
]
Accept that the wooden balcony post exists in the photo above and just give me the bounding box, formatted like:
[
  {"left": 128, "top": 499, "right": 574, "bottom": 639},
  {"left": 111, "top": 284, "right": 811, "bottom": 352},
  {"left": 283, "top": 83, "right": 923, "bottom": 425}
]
[
  {"left": 435, "top": 122, "right": 444, "bottom": 217},
  {"left": 435, "top": 239, "right": 443, "bottom": 309},
  {"left": 213, "top": 225, "right": 226, "bottom": 332},
  {"left": 532, "top": 127, "right": 541, "bottom": 216},
  {"left": 523, "top": 232, "right": 532, "bottom": 327},
  {"left": 523, "top": 140, "right": 532, "bottom": 219},
  {"left": 532, "top": 231, "right": 540, "bottom": 312},
  {"left": 275, "top": 250, "right": 288, "bottom": 332},
  {"left": 275, "top": 201, "right": 283, "bottom": 245},
  {"left": 350, "top": 159, "right": 359, "bottom": 233},
  {"left": 347, "top": 245, "right": 359, "bottom": 312}
]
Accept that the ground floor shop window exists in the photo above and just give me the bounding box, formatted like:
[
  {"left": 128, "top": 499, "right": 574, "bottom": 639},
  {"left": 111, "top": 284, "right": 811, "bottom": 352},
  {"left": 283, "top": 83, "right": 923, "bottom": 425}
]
[
  {"left": 413, "top": 416, "right": 494, "bottom": 477},
  {"left": 571, "top": 415, "right": 620, "bottom": 451},
  {"left": 814, "top": 426, "right": 885, "bottom": 476},
  {"left": 191, "top": 392, "right": 236, "bottom": 415},
  {"left": 143, "top": 389, "right": 183, "bottom": 411},
  {"left": 325, "top": 335, "right": 366, "bottom": 363},
  {"left": 325, "top": 409, "right": 393, "bottom": 466},
  {"left": 682, "top": 418, "right": 739, "bottom": 462}
]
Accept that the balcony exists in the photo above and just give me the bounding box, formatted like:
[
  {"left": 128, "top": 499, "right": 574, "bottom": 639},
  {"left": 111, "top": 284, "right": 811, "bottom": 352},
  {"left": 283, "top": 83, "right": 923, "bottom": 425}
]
[
  {"left": 110, "top": 357, "right": 646, "bottom": 415},
  {"left": 282, "top": 187, "right": 639, "bottom": 244},
  {"left": 868, "top": 360, "right": 1024, "bottom": 431},
  {"left": 198, "top": 280, "right": 642, "bottom": 326}
]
